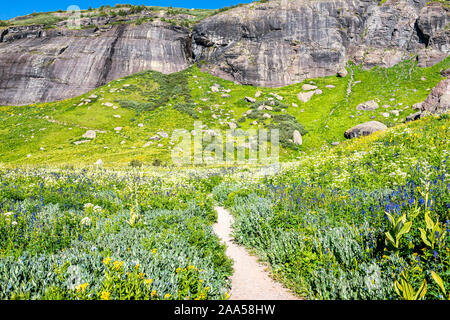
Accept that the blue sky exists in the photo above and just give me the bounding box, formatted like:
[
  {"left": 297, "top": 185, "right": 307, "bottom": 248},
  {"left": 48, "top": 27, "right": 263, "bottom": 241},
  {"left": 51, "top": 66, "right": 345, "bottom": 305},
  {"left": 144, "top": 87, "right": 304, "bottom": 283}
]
[{"left": 0, "top": 1, "right": 252, "bottom": 20}]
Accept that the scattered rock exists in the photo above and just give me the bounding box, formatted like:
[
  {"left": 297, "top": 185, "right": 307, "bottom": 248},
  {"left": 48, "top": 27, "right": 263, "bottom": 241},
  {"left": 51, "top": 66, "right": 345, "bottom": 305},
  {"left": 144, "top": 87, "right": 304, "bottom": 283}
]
[
  {"left": 412, "top": 102, "right": 423, "bottom": 110},
  {"left": 344, "top": 121, "right": 387, "bottom": 139},
  {"left": 331, "top": 141, "right": 340, "bottom": 146},
  {"left": 74, "top": 140, "right": 90, "bottom": 145},
  {"left": 405, "top": 111, "right": 422, "bottom": 122},
  {"left": 314, "top": 89, "right": 323, "bottom": 95},
  {"left": 293, "top": 130, "right": 302, "bottom": 145},
  {"left": 420, "top": 78, "right": 450, "bottom": 114},
  {"left": 325, "top": 85, "right": 335, "bottom": 89},
  {"left": 221, "top": 94, "right": 231, "bottom": 98},
  {"left": 114, "top": 127, "right": 122, "bottom": 132},
  {"left": 297, "top": 91, "right": 315, "bottom": 103},
  {"left": 441, "top": 68, "right": 450, "bottom": 78},
  {"left": 82, "top": 130, "right": 96, "bottom": 139},
  {"left": 245, "top": 96, "right": 256, "bottom": 103},
  {"left": 113, "top": 115, "right": 121, "bottom": 118},
  {"left": 382, "top": 104, "right": 391, "bottom": 109},
  {"left": 417, "top": 49, "right": 448, "bottom": 68},
  {"left": 254, "top": 90, "right": 262, "bottom": 98},
  {"left": 356, "top": 100, "right": 379, "bottom": 111},
  {"left": 138, "top": 123, "right": 144, "bottom": 127},
  {"left": 104, "top": 102, "right": 114, "bottom": 107},
  {"left": 302, "top": 84, "right": 318, "bottom": 91},
  {"left": 158, "top": 131, "right": 169, "bottom": 138},
  {"left": 228, "top": 122, "right": 237, "bottom": 129},
  {"left": 337, "top": 68, "right": 348, "bottom": 77},
  {"left": 391, "top": 110, "right": 400, "bottom": 116},
  {"left": 95, "top": 159, "right": 103, "bottom": 166},
  {"left": 382, "top": 112, "right": 390, "bottom": 118}
]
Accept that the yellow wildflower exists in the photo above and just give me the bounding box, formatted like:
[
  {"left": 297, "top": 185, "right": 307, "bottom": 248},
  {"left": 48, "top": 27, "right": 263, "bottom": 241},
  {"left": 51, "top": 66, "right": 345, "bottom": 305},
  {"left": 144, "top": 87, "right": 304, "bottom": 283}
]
[
  {"left": 103, "top": 257, "right": 112, "bottom": 265},
  {"left": 164, "top": 293, "right": 171, "bottom": 299},
  {"left": 225, "top": 292, "right": 230, "bottom": 299},
  {"left": 75, "top": 283, "right": 89, "bottom": 293},
  {"left": 138, "top": 272, "right": 145, "bottom": 280},
  {"left": 152, "top": 248, "right": 157, "bottom": 254},
  {"left": 176, "top": 267, "right": 181, "bottom": 273},
  {"left": 113, "top": 260, "right": 123, "bottom": 271},
  {"left": 151, "top": 290, "right": 157, "bottom": 298},
  {"left": 100, "top": 291, "right": 111, "bottom": 300},
  {"left": 144, "top": 279, "right": 153, "bottom": 286}
]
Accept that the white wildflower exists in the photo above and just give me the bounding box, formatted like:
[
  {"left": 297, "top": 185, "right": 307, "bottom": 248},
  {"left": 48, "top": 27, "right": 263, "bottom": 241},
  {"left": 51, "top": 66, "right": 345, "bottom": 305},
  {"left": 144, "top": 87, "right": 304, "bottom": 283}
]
[{"left": 80, "top": 217, "right": 91, "bottom": 227}]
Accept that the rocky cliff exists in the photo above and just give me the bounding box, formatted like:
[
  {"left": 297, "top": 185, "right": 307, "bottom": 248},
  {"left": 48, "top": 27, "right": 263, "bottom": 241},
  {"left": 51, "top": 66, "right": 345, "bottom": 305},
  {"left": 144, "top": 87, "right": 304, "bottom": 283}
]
[
  {"left": 192, "top": 0, "right": 449, "bottom": 86},
  {"left": 0, "top": 22, "right": 191, "bottom": 105},
  {"left": 0, "top": 0, "right": 448, "bottom": 106}
]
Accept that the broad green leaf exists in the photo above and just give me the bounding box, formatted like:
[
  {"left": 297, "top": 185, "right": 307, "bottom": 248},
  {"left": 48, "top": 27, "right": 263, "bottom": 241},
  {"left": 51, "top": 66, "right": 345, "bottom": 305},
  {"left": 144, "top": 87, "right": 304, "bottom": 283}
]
[
  {"left": 397, "top": 221, "right": 412, "bottom": 238},
  {"left": 424, "top": 211, "right": 434, "bottom": 230},
  {"left": 419, "top": 228, "right": 431, "bottom": 247},
  {"left": 431, "top": 271, "right": 446, "bottom": 296}
]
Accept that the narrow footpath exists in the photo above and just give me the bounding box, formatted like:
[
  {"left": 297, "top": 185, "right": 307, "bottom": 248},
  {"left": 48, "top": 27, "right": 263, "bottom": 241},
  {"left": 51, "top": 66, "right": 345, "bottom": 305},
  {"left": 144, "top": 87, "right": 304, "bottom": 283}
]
[{"left": 213, "top": 206, "right": 300, "bottom": 300}]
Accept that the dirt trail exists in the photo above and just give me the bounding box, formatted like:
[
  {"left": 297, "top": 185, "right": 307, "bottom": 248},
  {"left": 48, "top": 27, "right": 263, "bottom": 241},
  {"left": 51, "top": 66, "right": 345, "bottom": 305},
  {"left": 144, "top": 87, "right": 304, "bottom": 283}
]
[{"left": 213, "top": 206, "right": 300, "bottom": 300}]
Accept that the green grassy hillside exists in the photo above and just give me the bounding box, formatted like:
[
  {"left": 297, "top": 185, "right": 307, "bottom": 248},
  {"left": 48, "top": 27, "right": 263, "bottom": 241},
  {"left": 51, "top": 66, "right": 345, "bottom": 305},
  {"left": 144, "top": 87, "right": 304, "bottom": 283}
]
[{"left": 0, "top": 57, "right": 449, "bottom": 167}]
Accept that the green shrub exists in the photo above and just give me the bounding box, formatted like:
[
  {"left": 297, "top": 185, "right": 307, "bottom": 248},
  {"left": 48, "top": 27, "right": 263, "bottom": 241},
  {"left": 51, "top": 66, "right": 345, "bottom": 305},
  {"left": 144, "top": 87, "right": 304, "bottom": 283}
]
[{"left": 129, "top": 159, "right": 143, "bottom": 168}]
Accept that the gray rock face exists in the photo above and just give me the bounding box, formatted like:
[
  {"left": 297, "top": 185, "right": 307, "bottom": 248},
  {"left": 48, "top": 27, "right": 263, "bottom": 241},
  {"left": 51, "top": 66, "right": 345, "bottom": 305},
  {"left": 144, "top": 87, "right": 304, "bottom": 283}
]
[
  {"left": 193, "top": 0, "right": 449, "bottom": 87},
  {"left": 344, "top": 121, "right": 388, "bottom": 139},
  {"left": 0, "top": 0, "right": 448, "bottom": 105},
  {"left": 0, "top": 22, "right": 191, "bottom": 105}
]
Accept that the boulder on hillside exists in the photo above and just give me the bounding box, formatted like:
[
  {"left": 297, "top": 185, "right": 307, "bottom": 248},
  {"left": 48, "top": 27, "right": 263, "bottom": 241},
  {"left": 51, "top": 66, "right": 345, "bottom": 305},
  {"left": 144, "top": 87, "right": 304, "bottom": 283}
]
[
  {"left": 245, "top": 96, "right": 256, "bottom": 103},
  {"left": 356, "top": 100, "right": 379, "bottom": 111},
  {"left": 417, "top": 49, "right": 448, "bottom": 68},
  {"left": 441, "top": 68, "right": 450, "bottom": 78},
  {"left": 293, "top": 130, "right": 302, "bottom": 145},
  {"left": 421, "top": 78, "right": 450, "bottom": 114},
  {"left": 337, "top": 68, "right": 348, "bottom": 78},
  {"left": 302, "top": 84, "right": 317, "bottom": 91},
  {"left": 405, "top": 111, "right": 422, "bottom": 122},
  {"left": 297, "top": 91, "right": 315, "bottom": 103},
  {"left": 82, "top": 130, "right": 96, "bottom": 139},
  {"left": 344, "top": 121, "right": 387, "bottom": 139}
]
